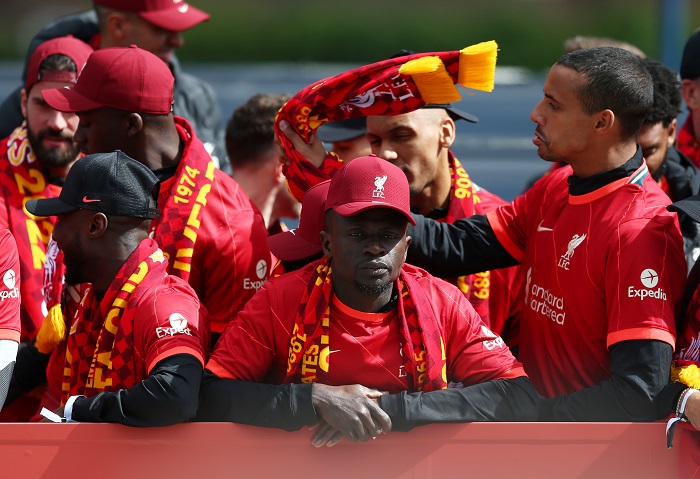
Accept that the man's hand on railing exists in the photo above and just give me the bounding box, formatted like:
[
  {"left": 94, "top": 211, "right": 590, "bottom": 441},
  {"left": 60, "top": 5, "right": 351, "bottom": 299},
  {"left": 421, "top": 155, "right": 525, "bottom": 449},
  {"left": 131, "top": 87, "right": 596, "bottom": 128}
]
[{"left": 310, "top": 383, "right": 391, "bottom": 447}]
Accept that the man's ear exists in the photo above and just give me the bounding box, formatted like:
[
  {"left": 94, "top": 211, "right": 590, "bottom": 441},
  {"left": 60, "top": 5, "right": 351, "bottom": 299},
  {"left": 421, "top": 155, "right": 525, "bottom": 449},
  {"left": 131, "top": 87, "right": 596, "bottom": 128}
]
[
  {"left": 126, "top": 112, "right": 144, "bottom": 137},
  {"left": 274, "top": 160, "right": 286, "bottom": 185},
  {"left": 320, "top": 230, "right": 331, "bottom": 258},
  {"left": 439, "top": 115, "right": 456, "bottom": 149},
  {"left": 682, "top": 79, "right": 700, "bottom": 111},
  {"left": 594, "top": 109, "right": 615, "bottom": 133},
  {"left": 104, "top": 11, "right": 131, "bottom": 43},
  {"left": 321, "top": 211, "right": 333, "bottom": 258},
  {"left": 20, "top": 88, "right": 27, "bottom": 119},
  {"left": 88, "top": 213, "right": 109, "bottom": 238},
  {"left": 667, "top": 118, "right": 678, "bottom": 146}
]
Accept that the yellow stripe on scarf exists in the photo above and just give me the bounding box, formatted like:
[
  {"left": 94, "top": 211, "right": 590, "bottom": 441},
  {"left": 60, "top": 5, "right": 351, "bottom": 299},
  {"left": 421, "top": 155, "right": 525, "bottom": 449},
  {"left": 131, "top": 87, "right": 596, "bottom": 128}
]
[{"left": 458, "top": 41, "right": 498, "bottom": 92}]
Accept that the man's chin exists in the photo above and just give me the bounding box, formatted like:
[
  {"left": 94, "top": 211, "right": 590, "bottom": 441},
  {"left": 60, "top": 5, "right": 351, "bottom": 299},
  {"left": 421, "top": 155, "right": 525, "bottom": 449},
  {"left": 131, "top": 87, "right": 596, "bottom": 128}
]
[{"left": 356, "top": 280, "right": 392, "bottom": 296}]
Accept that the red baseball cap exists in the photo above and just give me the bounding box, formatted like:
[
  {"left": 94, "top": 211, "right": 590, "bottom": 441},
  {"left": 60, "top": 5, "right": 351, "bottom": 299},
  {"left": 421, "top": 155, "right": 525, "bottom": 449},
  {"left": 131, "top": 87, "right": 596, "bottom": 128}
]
[
  {"left": 325, "top": 155, "right": 415, "bottom": 225},
  {"left": 25, "top": 35, "right": 94, "bottom": 92},
  {"left": 268, "top": 180, "right": 330, "bottom": 261},
  {"left": 93, "top": 0, "right": 210, "bottom": 32},
  {"left": 41, "top": 45, "right": 174, "bottom": 115}
]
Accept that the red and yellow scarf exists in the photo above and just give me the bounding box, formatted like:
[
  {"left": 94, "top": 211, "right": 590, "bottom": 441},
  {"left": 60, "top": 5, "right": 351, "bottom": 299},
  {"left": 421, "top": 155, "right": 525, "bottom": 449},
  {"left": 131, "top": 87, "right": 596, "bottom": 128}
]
[
  {"left": 285, "top": 258, "right": 447, "bottom": 392},
  {"left": 274, "top": 42, "right": 498, "bottom": 201},
  {"left": 441, "top": 155, "right": 490, "bottom": 322},
  {"left": 0, "top": 122, "right": 60, "bottom": 340},
  {"left": 61, "top": 239, "right": 167, "bottom": 403},
  {"left": 149, "top": 118, "right": 215, "bottom": 283},
  {"left": 677, "top": 115, "right": 700, "bottom": 169}
]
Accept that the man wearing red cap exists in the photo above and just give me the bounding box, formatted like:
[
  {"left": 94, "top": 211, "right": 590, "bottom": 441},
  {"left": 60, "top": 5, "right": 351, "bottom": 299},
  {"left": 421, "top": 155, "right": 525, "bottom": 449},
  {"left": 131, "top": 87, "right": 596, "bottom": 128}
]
[
  {"left": 0, "top": 36, "right": 92, "bottom": 344},
  {"left": 40, "top": 47, "right": 269, "bottom": 346},
  {"left": 0, "top": 35, "right": 93, "bottom": 422},
  {"left": 196, "top": 155, "right": 539, "bottom": 446},
  {"left": 0, "top": 0, "right": 229, "bottom": 173}
]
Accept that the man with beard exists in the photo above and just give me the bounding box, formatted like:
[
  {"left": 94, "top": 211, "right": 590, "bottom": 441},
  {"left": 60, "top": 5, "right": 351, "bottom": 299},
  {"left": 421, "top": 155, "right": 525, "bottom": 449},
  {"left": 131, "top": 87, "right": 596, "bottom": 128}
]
[
  {"left": 196, "top": 155, "right": 540, "bottom": 446},
  {"left": 0, "top": 36, "right": 92, "bottom": 422},
  {"left": 0, "top": 36, "right": 92, "bottom": 343},
  {"left": 27, "top": 151, "right": 207, "bottom": 425}
]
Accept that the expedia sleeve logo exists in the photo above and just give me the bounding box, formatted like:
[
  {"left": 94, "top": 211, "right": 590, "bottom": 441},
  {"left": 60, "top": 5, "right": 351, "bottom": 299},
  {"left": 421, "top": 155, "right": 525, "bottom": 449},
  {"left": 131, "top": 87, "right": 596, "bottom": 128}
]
[
  {"left": 243, "top": 260, "right": 269, "bottom": 291},
  {"left": 156, "top": 312, "right": 194, "bottom": 338},
  {"left": 0, "top": 269, "right": 19, "bottom": 301},
  {"left": 627, "top": 268, "right": 667, "bottom": 301}
]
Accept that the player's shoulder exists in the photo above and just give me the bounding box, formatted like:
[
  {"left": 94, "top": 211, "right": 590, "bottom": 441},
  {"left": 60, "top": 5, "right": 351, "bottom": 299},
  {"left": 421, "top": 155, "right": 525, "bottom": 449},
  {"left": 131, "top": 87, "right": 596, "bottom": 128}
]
[
  {"left": 140, "top": 273, "right": 200, "bottom": 307},
  {"left": 401, "top": 263, "right": 464, "bottom": 299}
]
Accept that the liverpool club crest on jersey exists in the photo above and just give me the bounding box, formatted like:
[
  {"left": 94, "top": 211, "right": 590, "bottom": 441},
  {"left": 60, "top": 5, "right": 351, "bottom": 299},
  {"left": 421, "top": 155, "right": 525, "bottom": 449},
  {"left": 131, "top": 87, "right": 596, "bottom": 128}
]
[{"left": 558, "top": 233, "right": 587, "bottom": 270}]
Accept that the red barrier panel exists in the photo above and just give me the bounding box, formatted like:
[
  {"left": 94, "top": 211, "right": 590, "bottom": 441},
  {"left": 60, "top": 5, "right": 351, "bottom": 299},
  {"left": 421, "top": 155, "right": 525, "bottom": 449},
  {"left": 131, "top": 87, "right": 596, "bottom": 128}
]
[{"left": 0, "top": 422, "right": 693, "bottom": 478}]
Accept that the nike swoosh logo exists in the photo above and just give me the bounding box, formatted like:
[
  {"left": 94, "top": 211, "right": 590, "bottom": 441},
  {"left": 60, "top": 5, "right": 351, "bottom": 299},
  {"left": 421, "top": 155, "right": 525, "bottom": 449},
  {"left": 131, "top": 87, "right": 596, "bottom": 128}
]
[
  {"left": 82, "top": 196, "right": 101, "bottom": 203},
  {"left": 537, "top": 221, "right": 553, "bottom": 232}
]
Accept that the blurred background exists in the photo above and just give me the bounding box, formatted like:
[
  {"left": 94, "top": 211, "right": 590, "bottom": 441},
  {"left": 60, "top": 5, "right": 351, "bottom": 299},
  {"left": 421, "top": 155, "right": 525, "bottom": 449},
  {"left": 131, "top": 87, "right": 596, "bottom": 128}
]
[{"left": 0, "top": 0, "right": 697, "bottom": 200}]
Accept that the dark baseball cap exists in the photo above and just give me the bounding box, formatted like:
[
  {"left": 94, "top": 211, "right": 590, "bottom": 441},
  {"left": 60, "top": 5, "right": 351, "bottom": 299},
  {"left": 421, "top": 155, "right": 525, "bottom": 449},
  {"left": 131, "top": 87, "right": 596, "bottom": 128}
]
[
  {"left": 424, "top": 103, "right": 479, "bottom": 123},
  {"left": 317, "top": 117, "right": 367, "bottom": 143},
  {"left": 26, "top": 150, "right": 160, "bottom": 219},
  {"left": 324, "top": 154, "right": 415, "bottom": 225},
  {"left": 668, "top": 194, "right": 700, "bottom": 223},
  {"left": 268, "top": 180, "right": 330, "bottom": 261},
  {"left": 681, "top": 28, "right": 700, "bottom": 80}
]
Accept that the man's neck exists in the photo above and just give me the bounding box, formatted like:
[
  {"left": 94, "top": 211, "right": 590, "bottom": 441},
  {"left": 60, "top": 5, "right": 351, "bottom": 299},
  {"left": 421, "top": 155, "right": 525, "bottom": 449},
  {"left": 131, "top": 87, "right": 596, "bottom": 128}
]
[
  {"left": 332, "top": 283, "right": 396, "bottom": 314},
  {"left": 411, "top": 155, "right": 452, "bottom": 216},
  {"left": 568, "top": 141, "right": 638, "bottom": 179},
  {"left": 140, "top": 125, "right": 183, "bottom": 171}
]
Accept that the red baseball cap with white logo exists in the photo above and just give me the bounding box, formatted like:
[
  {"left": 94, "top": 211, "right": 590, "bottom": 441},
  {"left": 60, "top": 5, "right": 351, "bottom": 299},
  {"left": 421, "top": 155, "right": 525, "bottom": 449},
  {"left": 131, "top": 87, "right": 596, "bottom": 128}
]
[
  {"left": 25, "top": 35, "right": 94, "bottom": 92},
  {"left": 41, "top": 45, "right": 174, "bottom": 115},
  {"left": 325, "top": 155, "right": 415, "bottom": 225},
  {"left": 268, "top": 180, "right": 330, "bottom": 261},
  {"left": 94, "top": 0, "right": 210, "bottom": 32}
]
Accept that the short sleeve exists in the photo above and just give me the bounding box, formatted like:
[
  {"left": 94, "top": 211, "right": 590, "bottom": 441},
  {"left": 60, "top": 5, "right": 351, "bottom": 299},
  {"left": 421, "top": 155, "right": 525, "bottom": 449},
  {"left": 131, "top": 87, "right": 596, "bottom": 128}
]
[
  {"left": 0, "top": 229, "right": 20, "bottom": 342},
  {"left": 137, "top": 278, "right": 208, "bottom": 373}
]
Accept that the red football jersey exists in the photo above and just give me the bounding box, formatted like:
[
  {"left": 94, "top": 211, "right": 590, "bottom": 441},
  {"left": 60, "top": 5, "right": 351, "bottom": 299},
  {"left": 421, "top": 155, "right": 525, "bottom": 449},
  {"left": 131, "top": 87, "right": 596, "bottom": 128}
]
[
  {"left": 154, "top": 118, "right": 271, "bottom": 334},
  {"left": 0, "top": 228, "right": 20, "bottom": 342},
  {"left": 208, "top": 262, "right": 524, "bottom": 393},
  {"left": 486, "top": 163, "right": 685, "bottom": 397}
]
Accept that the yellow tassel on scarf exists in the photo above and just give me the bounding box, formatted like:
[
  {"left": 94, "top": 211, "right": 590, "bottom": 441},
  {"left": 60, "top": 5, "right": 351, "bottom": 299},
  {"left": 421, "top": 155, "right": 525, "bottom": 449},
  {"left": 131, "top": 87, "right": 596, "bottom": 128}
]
[
  {"left": 35, "top": 304, "right": 66, "bottom": 354},
  {"left": 671, "top": 363, "right": 700, "bottom": 389},
  {"left": 399, "top": 56, "right": 462, "bottom": 104},
  {"left": 458, "top": 40, "right": 498, "bottom": 92}
]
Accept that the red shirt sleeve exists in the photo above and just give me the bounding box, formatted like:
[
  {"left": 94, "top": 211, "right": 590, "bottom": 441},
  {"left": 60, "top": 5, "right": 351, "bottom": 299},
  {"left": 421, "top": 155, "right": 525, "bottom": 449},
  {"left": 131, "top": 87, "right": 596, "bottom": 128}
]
[
  {"left": 0, "top": 228, "right": 20, "bottom": 342},
  {"left": 135, "top": 278, "right": 208, "bottom": 373},
  {"left": 207, "top": 283, "right": 280, "bottom": 381},
  {"left": 606, "top": 215, "right": 684, "bottom": 348}
]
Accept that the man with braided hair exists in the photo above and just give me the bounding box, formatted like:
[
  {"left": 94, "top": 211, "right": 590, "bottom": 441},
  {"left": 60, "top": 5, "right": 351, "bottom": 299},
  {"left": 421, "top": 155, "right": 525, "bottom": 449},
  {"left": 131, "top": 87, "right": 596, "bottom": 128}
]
[
  {"left": 27, "top": 151, "right": 207, "bottom": 425},
  {"left": 197, "top": 155, "right": 539, "bottom": 446}
]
